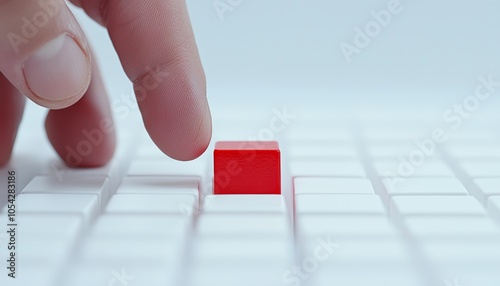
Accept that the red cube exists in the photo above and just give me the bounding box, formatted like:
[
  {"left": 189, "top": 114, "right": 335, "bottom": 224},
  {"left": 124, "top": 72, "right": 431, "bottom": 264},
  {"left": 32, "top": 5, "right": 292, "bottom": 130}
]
[{"left": 214, "top": 141, "right": 281, "bottom": 195}]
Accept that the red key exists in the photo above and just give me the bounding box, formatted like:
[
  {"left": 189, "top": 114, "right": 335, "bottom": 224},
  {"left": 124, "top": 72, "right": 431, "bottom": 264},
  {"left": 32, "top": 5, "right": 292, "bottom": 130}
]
[{"left": 214, "top": 141, "right": 281, "bottom": 195}]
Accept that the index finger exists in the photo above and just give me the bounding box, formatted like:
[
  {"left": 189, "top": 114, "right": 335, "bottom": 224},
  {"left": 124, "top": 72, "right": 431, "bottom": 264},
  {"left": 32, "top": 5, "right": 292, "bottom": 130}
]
[{"left": 75, "top": 0, "right": 212, "bottom": 161}]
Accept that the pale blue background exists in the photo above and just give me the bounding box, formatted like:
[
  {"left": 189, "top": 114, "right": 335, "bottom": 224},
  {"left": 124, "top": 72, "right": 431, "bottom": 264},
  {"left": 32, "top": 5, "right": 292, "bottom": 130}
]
[{"left": 69, "top": 0, "right": 500, "bottom": 115}]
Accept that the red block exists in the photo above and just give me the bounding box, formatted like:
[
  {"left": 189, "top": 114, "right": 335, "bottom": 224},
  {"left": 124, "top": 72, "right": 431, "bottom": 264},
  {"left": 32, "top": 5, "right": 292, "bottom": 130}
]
[{"left": 214, "top": 141, "right": 281, "bottom": 195}]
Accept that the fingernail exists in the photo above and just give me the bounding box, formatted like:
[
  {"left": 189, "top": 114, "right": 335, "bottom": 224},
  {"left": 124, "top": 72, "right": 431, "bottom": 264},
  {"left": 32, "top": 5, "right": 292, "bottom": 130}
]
[{"left": 23, "top": 34, "right": 91, "bottom": 103}]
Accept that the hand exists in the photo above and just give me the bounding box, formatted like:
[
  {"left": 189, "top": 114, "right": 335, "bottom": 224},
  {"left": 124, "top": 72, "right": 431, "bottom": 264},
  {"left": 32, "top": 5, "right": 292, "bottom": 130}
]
[{"left": 0, "top": 0, "right": 212, "bottom": 167}]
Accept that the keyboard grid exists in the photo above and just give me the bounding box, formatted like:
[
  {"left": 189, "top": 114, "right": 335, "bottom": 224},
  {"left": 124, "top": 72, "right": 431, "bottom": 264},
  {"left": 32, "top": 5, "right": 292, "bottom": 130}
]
[{"left": 2, "top": 117, "right": 500, "bottom": 286}]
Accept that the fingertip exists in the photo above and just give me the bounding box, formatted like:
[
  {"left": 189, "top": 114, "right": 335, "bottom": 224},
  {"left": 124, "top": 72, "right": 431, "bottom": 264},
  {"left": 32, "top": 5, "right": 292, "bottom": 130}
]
[
  {"left": 137, "top": 65, "right": 212, "bottom": 161},
  {"left": 163, "top": 112, "right": 212, "bottom": 161},
  {"left": 45, "top": 107, "right": 116, "bottom": 168},
  {"left": 146, "top": 102, "right": 212, "bottom": 161}
]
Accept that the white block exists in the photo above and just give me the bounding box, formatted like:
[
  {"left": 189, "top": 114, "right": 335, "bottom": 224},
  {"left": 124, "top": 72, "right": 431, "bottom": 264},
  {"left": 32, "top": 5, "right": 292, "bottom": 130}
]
[{"left": 294, "top": 177, "right": 374, "bottom": 195}]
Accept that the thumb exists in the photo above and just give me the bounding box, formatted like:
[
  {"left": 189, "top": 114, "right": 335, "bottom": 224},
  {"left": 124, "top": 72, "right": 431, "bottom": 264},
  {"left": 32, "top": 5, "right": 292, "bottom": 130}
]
[{"left": 0, "top": 0, "right": 91, "bottom": 109}]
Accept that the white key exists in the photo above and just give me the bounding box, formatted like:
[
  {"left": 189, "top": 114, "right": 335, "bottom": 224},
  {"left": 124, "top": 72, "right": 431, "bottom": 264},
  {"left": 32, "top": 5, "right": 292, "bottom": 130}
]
[
  {"left": 0, "top": 158, "right": 50, "bottom": 205},
  {"left": 390, "top": 196, "right": 485, "bottom": 218},
  {"left": 62, "top": 263, "right": 174, "bottom": 286},
  {"left": 0, "top": 213, "right": 82, "bottom": 238},
  {"left": 460, "top": 161, "right": 500, "bottom": 177},
  {"left": 290, "top": 161, "right": 366, "bottom": 177},
  {"left": 363, "top": 125, "right": 428, "bottom": 140},
  {"left": 295, "top": 194, "right": 386, "bottom": 215},
  {"left": 367, "top": 143, "right": 429, "bottom": 158},
  {"left": 298, "top": 235, "right": 341, "bottom": 259},
  {"left": 435, "top": 266, "right": 500, "bottom": 286},
  {"left": 42, "top": 160, "right": 117, "bottom": 179},
  {"left": 105, "top": 194, "right": 197, "bottom": 215},
  {"left": 79, "top": 236, "right": 182, "bottom": 263},
  {"left": 405, "top": 217, "right": 500, "bottom": 239},
  {"left": 294, "top": 177, "right": 374, "bottom": 195},
  {"left": 446, "top": 131, "right": 496, "bottom": 141},
  {"left": 197, "top": 214, "right": 289, "bottom": 237},
  {"left": 287, "top": 127, "right": 353, "bottom": 142},
  {"left": 474, "top": 179, "right": 500, "bottom": 205},
  {"left": 374, "top": 160, "right": 453, "bottom": 177},
  {"left": 301, "top": 238, "right": 409, "bottom": 263},
  {"left": 289, "top": 143, "right": 358, "bottom": 159},
  {"left": 128, "top": 160, "right": 207, "bottom": 177},
  {"left": 422, "top": 241, "right": 500, "bottom": 265},
  {"left": 17, "top": 236, "right": 74, "bottom": 264},
  {"left": 91, "top": 214, "right": 189, "bottom": 239},
  {"left": 193, "top": 237, "right": 292, "bottom": 261},
  {"left": 116, "top": 176, "right": 199, "bottom": 197},
  {"left": 488, "top": 196, "right": 500, "bottom": 223},
  {"left": 40, "top": 127, "right": 136, "bottom": 184},
  {"left": 382, "top": 178, "right": 468, "bottom": 196},
  {"left": 203, "top": 195, "right": 286, "bottom": 213},
  {"left": 22, "top": 176, "right": 110, "bottom": 211},
  {"left": 0, "top": 215, "right": 81, "bottom": 261},
  {"left": 298, "top": 215, "right": 397, "bottom": 238},
  {"left": 448, "top": 144, "right": 500, "bottom": 158},
  {"left": 312, "top": 265, "right": 424, "bottom": 286},
  {"left": 2, "top": 194, "right": 98, "bottom": 227},
  {"left": 189, "top": 262, "right": 289, "bottom": 286}
]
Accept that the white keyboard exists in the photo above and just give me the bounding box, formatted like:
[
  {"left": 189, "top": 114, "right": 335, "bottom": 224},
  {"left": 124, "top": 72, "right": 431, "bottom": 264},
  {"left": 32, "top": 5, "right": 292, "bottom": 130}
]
[{"left": 1, "top": 105, "right": 500, "bottom": 286}]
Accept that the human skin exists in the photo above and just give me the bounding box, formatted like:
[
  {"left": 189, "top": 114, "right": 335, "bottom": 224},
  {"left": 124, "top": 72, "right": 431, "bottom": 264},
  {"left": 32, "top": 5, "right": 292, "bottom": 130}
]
[{"left": 0, "top": 0, "right": 212, "bottom": 167}]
